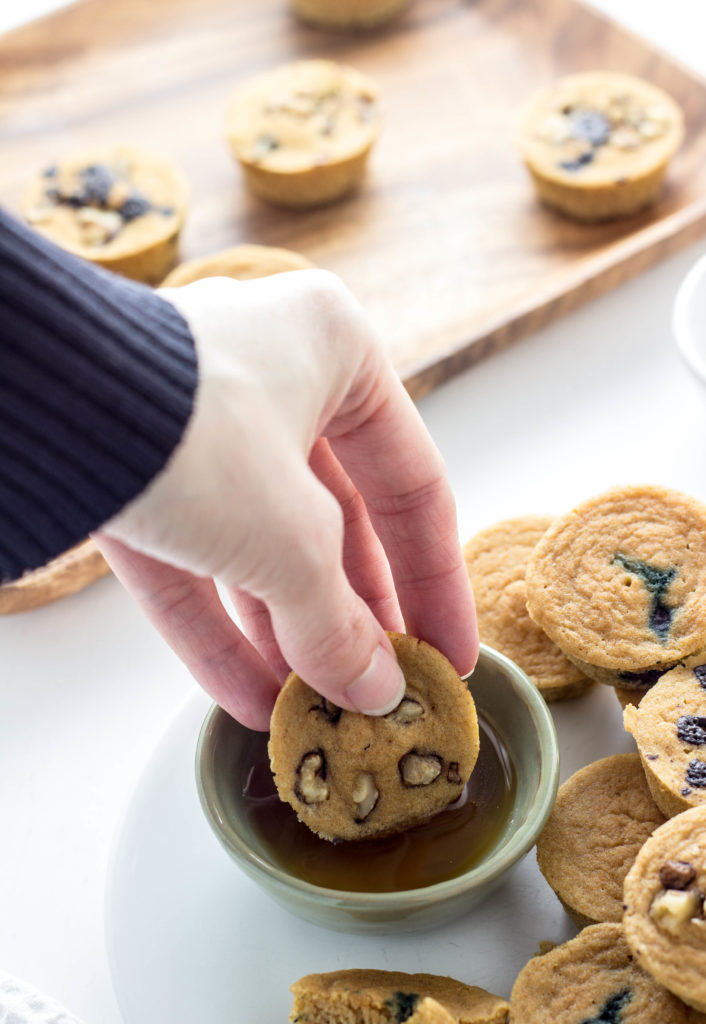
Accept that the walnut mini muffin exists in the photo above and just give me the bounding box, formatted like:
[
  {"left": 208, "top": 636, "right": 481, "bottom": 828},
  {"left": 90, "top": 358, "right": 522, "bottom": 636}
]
[
  {"left": 525, "top": 485, "right": 706, "bottom": 688},
  {"left": 161, "top": 243, "right": 313, "bottom": 286},
  {"left": 623, "top": 806, "right": 706, "bottom": 1014},
  {"left": 268, "top": 632, "right": 479, "bottom": 842},
  {"left": 509, "top": 922, "right": 702, "bottom": 1023},
  {"left": 519, "top": 71, "right": 684, "bottom": 221},
  {"left": 22, "top": 146, "right": 188, "bottom": 283},
  {"left": 289, "top": 0, "right": 412, "bottom": 29},
  {"left": 624, "top": 660, "right": 706, "bottom": 819},
  {"left": 463, "top": 515, "right": 591, "bottom": 701},
  {"left": 290, "top": 969, "right": 509, "bottom": 1024},
  {"left": 536, "top": 753, "right": 666, "bottom": 928},
  {"left": 225, "top": 59, "right": 380, "bottom": 207}
]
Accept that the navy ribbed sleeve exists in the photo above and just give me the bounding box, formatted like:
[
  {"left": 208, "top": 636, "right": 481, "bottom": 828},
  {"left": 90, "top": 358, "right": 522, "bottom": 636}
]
[{"left": 0, "top": 207, "right": 198, "bottom": 581}]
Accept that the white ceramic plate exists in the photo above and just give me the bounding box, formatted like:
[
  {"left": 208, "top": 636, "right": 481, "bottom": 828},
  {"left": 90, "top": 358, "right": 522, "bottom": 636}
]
[
  {"left": 106, "top": 682, "right": 634, "bottom": 1024},
  {"left": 673, "top": 251, "right": 706, "bottom": 386}
]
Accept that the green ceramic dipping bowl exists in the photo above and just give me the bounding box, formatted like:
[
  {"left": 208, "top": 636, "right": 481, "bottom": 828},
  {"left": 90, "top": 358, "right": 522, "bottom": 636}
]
[{"left": 195, "top": 642, "right": 559, "bottom": 934}]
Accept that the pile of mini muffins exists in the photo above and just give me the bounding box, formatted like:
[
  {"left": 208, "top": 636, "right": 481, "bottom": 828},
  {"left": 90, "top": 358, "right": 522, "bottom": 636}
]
[
  {"left": 464, "top": 482, "right": 706, "bottom": 1023},
  {"left": 16, "top": 0, "right": 702, "bottom": 1019}
]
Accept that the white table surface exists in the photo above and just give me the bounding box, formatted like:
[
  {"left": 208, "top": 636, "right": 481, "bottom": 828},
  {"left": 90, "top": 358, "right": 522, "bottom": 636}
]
[{"left": 2, "top": 2, "right": 706, "bottom": 1022}]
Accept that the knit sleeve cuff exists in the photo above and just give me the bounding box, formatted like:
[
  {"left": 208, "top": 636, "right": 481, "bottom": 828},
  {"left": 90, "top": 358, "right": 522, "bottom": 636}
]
[{"left": 0, "top": 207, "right": 198, "bottom": 581}]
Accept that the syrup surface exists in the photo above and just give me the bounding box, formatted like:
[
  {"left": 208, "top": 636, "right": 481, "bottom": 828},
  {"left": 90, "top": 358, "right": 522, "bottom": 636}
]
[{"left": 241, "top": 716, "right": 515, "bottom": 893}]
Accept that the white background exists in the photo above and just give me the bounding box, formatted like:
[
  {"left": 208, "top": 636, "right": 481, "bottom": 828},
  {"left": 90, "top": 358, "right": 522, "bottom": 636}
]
[{"left": 1, "top": 1, "right": 706, "bottom": 1022}]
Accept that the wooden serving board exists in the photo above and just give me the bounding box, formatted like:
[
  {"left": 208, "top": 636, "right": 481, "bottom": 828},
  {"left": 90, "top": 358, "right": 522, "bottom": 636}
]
[
  {"left": 3, "top": 0, "right": 706, "bottom": 403},
  {"left": 1, "top": 0, "right": 704, "bottom": 395},
  {"left": 0, "top": 539, "right": 111, "bottom": 614},
  {"left": 4, "top": 0, "right": 706, "bottom": 610}
]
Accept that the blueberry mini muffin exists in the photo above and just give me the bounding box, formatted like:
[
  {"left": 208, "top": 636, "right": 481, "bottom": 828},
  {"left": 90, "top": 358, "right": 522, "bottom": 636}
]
[
  {"left": 22, "top": 146, "right": 188, "bottom": 283},
  {"left": 226, "top": 59, "right": 380, "bottom": 208},
  {"left": 509, "top": 922, "right": 702, "bottom": 1023},
  {"left": 289, "top": 0, "right": 412, "bottom": 29},
  {"left": 463, "top": 516, "right": 591, "bottom": 701},
  {"left": 623, "top": 806, "right": 706, "bottom": 1013},
  {"left": 525, "top": 485, "right": 706, "bottom": 689},
  {"left": 161, "top": 243, "right": 314, "bottom": 286},
  {"left": 268, "top": 632, "right": 479, "bottom": 842},
  {"left": 624, "top": 660, "right": 706, "bottom": 819},
  {"left": 290, "top": 970, "right": 509, "bottom": 1024},
  {"left": 519, "top": 71, "right": 684, "bottom": 221},
  {"left": 536, "top": 753, "right": 666, "bottom": 928}
]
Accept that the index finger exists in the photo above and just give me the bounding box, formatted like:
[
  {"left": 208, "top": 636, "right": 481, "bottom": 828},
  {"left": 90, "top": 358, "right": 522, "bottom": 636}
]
[{"left": 327, "top": 359, "right": 478, "bottom": 677}]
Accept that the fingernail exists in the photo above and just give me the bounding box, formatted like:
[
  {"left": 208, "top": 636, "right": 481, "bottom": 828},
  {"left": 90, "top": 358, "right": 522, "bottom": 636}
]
[{"left": 344, "top": 643, "right": 406, "bottom": 715}]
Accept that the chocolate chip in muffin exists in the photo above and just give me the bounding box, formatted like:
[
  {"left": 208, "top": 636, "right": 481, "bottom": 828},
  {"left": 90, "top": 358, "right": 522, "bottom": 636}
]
[
  {"left": 658, "top": 859, "right": 696, "bottom": 890},
  {"left": 310, "top": 697, "right": 342, "bottom": 725},
  {"left": 694, "top": 664, "right": 706, "bottom": 689}
]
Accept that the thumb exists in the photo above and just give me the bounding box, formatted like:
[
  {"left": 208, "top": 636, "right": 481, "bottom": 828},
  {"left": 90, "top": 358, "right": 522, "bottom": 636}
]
[{"left": 250, "top": 478, "right": 407, "bottom": 716}]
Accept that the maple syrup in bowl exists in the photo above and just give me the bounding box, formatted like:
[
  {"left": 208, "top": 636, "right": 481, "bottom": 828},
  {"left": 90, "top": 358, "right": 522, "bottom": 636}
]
[{"left": 196, "top": 643, "right": 559, "bottom": 934}]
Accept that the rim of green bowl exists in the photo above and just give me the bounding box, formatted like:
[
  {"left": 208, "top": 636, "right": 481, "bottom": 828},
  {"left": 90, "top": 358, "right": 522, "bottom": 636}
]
[{"left": 195, "top": 642, "right": 559, "bottom": 911}]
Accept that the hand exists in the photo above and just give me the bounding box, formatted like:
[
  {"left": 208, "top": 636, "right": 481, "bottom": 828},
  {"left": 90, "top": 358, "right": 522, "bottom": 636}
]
[{"left": 95, "top": 271, "right": 478, "bottom": 730}]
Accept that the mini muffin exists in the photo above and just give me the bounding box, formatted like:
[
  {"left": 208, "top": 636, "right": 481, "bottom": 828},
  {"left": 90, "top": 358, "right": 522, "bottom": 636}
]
[
  {"left": 22, "top": 146, "right": 188, "bottom": 283},
  {"left": 160, "top": 243, "right": 314, "bottom": 286},
  {"left": 624, "top": 660, "right": 706, "bottom": 818},
  {"left": 525, "top": 485, "right": 706, "bottom": 688},
  {"left": 290, "top": 969, "right": 509, "bottom": 1024},
  {"left": 289, "top": 0, "right": 411, "bottom": 29},
  {"left": 225, "top": 58, "right": 380, "bottom": 207},
  {"left": 509, "top": 922, "right": 701, "bottom": 1023},
  {"left": 536, "top": 753, "right": 666, "bottom": 928},
  {"left": 623, "top": 805, "right": 706, "bottom": 1013},
  {"left": 268, "top": 632, "right": 479, "bottom": 842},
  {"left": 519, "top": 71, "right": 684, "bottom": 221},
  {"left": 463, "top": 515, "right": 591, "bottom": 701}
]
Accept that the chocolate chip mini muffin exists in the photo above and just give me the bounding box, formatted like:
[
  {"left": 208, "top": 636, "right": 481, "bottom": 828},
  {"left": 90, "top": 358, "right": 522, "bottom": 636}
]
[
  {"left": 525, "top": 485, "right": 706, "bottom": 689},
  {"left": 225, "top": 58, "right": 380, "bottom": 207},
  {"left": 536, "top": 753, "right": 666, "bottom": 928},
  {"left": 519, "top": 71, "right": 684, "bottom": 221},
  {"left": 289, "top": 0, "right": 411, "bottom": 29},
  {"left": 624, "top": 660, "right": 706, "bottom": 819},
  {"left": 22, "top": 146, "right": 188, "bottom": 283},
  {"left": 623, "top": 805, "right": 706, "bottom": 1013},
  {"left": 290, "top": 970, "right": 509, "bottom": 1024},
  {"left": 268, "top": 632, "right": 479, "bottom": 842},
  {"left": 161, "top": 243, "right": 314, "bottom": 286},
  {"left": 509, "top": 922, "right": 702, "bottom": 1023},
  {"left": 463, "top": 515, "right": 591, "bottom": 701}
]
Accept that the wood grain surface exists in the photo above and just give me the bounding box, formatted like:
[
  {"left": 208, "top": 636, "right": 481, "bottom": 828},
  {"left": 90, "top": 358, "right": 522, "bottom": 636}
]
[
  {"left": 3, "top": 0, "right": 706, "bottom": 397},
  {"left": 0, "top": 539, "right": 111, "bottom": 615}
]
